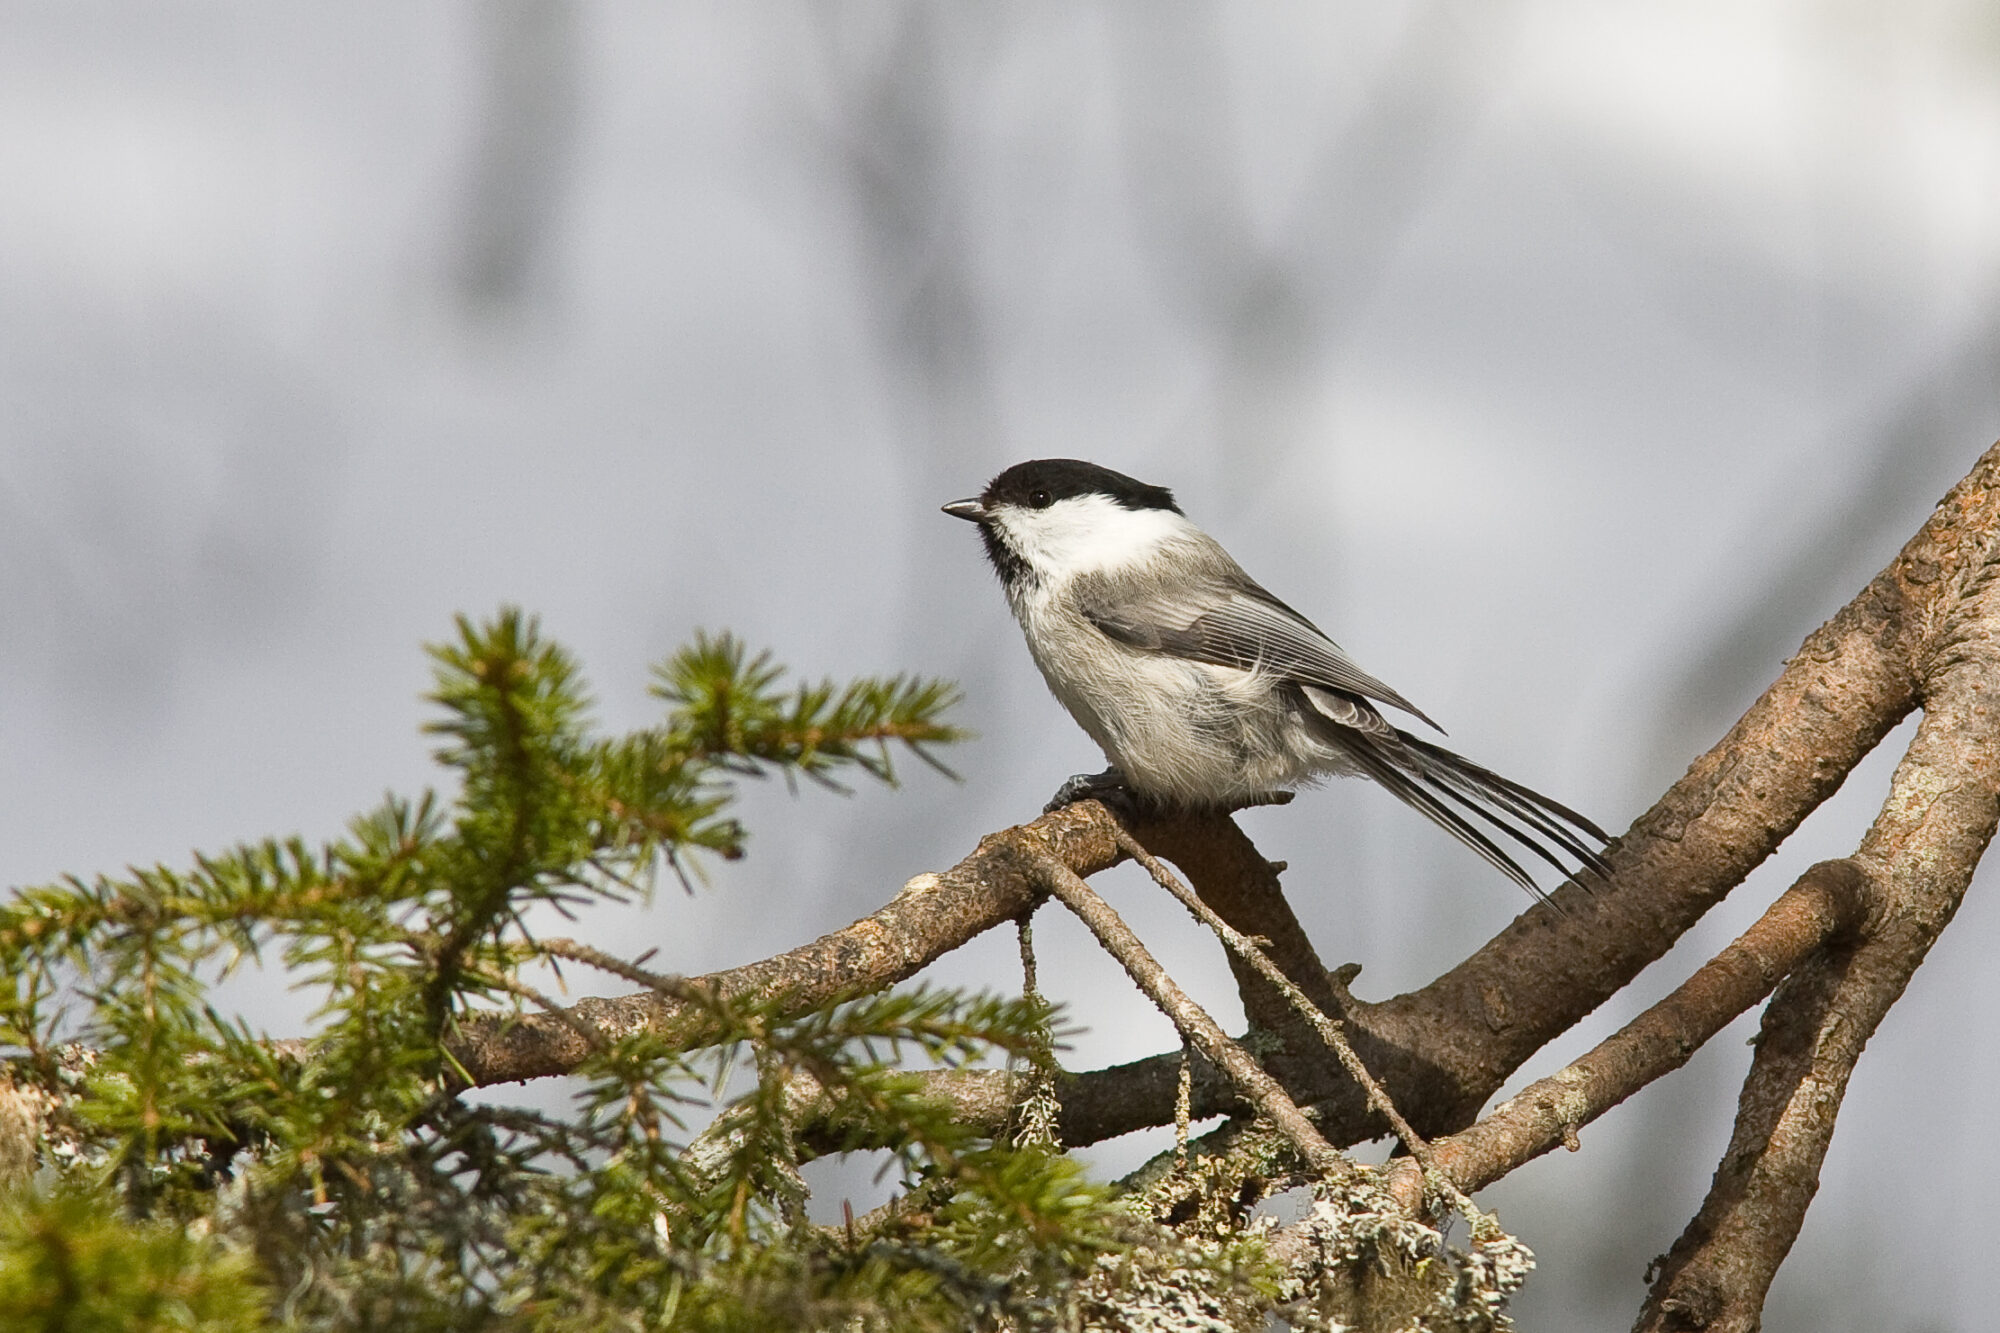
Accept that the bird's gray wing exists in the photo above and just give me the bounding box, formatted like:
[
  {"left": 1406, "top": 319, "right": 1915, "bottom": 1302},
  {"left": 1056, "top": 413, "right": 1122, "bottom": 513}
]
[
  {"left": 1083, "top": 577, "right": 1445, "bottom": 733},
  {"left": 1079, "top": 563, "right": 1609, "bottom": 901}
]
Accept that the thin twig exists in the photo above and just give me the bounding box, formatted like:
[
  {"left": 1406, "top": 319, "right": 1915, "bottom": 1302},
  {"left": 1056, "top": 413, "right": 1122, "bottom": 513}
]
[
  {"left": 1029, "top": 850, "right": 1354, "bottom": 1182},
  {"left": 1010, "top": 912, "right": 1059, "bottom": 1148},
  {"left": 459, "top": 960, "right": 608, "bottom": 1052},
  {"left": 535, "top": 936, "right": 718, "bottom": 1006},
  {"left": 1112, "top": 827, "right": 1472, "bottom": 1217},
  {"left": 1174, "top": 1043, "right": 1192, "bottom": 1174}
]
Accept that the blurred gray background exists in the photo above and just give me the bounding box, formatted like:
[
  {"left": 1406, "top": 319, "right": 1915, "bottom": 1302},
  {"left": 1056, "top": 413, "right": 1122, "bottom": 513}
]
[{"left": 4, "top": 4, "right": 1997, "bottom": 1328}]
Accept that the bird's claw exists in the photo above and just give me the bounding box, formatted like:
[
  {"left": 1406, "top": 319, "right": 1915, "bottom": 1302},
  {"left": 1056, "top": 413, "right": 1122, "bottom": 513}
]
[
  {"left": 1043, "top": 768, "right": 1149, "bottom": 820},
  {"left": 1044, "top": 772, "right": 1295, "bottom": 821}
]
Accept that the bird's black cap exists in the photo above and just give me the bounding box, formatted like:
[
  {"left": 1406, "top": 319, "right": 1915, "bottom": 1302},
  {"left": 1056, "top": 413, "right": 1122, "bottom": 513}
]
[{"left": 978, "top": 459, "right": 1181, "bottom": 515}]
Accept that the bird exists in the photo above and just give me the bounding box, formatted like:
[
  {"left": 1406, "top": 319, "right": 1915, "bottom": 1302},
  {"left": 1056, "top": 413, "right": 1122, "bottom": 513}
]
[{"left": 943, "top": 458, "right": 1608, "bottom": 902}]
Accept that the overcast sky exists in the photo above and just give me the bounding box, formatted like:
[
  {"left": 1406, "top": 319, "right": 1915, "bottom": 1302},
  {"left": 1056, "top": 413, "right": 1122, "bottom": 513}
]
[{"left": 5, "top": 5, "right": 1998, "bottom": 1327}]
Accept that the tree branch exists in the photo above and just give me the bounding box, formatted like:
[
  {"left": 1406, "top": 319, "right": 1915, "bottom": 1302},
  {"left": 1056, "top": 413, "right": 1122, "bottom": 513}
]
[
  {"left": 1637, "top": 536, "right": 2000, "bottom": 1331},
  {"left": 1114, "top": 825, "right": 1434, "bottom": 1174},
  {"left": 450, "top": 803, "right": 1125, "bottom": 1083},
  {"left": 1030, "top": 850, "right": 1354, "bottom": 1181},
  {"left": 1120, "top": 815, "right": 1348, "bottom": 1084},
  {"left": 1384, "top": 858, "right": 1875, "bottom": 1205}
]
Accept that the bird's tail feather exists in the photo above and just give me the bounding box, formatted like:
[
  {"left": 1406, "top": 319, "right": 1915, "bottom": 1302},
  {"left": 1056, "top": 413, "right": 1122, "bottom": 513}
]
[
  {"left": 1398, "top": 733, "right": 1610, "bottom": 872},
  {"left": 1302, "top": 707, "right": 1610, "bottom": 905}
]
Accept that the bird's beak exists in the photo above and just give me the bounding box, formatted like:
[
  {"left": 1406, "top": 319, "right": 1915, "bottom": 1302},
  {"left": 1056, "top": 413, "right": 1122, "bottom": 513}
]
[{"left": 941, "top": 498, "right": 987, "bottom": 523}]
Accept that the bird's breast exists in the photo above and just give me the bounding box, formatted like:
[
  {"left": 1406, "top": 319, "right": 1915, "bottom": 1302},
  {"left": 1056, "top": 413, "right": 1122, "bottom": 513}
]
[{"left": 1007, "top": 585, "right": 1318, "bottom": 804}]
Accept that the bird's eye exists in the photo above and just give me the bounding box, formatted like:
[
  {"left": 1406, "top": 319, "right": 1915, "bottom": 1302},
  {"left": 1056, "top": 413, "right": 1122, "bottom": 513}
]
[{"left": 1028, "top": 489, "right": 1053, "bottom": 509}]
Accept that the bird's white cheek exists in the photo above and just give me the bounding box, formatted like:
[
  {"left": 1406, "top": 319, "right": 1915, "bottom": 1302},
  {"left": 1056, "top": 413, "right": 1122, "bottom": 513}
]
[{"left": 999, "top": 496, "right": 1192, "bottom": 576}]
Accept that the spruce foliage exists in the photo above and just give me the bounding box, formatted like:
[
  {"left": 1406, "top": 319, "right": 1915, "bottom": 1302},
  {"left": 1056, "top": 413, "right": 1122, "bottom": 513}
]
[{"left": 0, "top": 611, "right": 1149, "bottom": 1330}]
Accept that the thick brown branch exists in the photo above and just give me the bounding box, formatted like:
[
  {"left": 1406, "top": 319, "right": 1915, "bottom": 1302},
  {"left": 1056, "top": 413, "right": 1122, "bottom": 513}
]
[
  {"left": 1384, "top": 859, "right": 1874, "bottom": 1205},
  {"left": 792, "top": 1054, "right": 1249, "bottom": 1162},
  {"left": 784, "top": 819, "right": 1333, "bottom": 1158},
  {"left": 1638, "top": 560, "right": 2000, "bottom": 1331},
  {"left": 451, "top": 804, "right": 1124, "bottom": 1083},
  {"left": 1337, "top": 461, "right": 1992, "bottom": 1130}
]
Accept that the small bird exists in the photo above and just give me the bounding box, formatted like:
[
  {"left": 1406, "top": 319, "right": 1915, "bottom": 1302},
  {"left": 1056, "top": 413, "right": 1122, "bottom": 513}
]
[{"left": 944, "top": 458, "right": 1608, "bottom": 901}]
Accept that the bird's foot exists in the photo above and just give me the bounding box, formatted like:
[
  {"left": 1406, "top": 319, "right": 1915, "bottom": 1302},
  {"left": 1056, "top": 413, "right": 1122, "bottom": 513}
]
[{"left": 1044, "top": 768, "right": 1151, "bottom": 821}]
